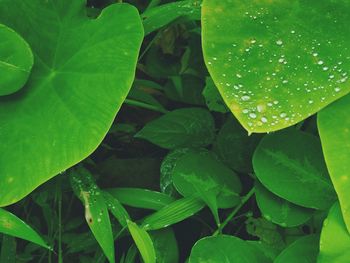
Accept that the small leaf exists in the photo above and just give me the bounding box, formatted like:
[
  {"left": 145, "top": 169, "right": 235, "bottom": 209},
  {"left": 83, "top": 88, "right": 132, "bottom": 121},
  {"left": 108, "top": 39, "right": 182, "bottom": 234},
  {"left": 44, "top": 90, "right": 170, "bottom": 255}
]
[
  {"left": 136, "top": 108, "right": 215, "bottom": 149},
  {"left": 103, "top": 191, "right": 130, "bottom": 227},
  {"left": 70, "top": 168, "right": 115, "bottom": 263},
  {"left": 255, "top": 182, "right": 314, "bottom": 227},
  {"left": 318, "top": 94, "right": 350, "bottom": 232},
  {"left": 142, "top": 196, "right": 205, "bottom": 230},
  {"left": 142, "top": 0, "right": 201, "bottom": 35},
  {"left": 274, "top": 235, "right": 319, "bottom": 263},
  {"left": 253, "top": 129, "right": 336, "bottom": 210},
  {"left": 202, "top": 77, "right": 228, "bottom": 113},
  {"left": 106, "top": 188, "right": 175, "bottom": 211},
  {"left": 0, "top": 208, "right": 49, "bottom": 249},
  {"left": 127, "top": 220, "right": 156, "bottom": 263},
  {"left": 189, "top": 235, "right": 271, "bottom": 263},
  {"left": 0, "top": 23, "right": 33, "bottom": 95},
  {"left": 172, "top": 151, "right": 242, "bottom": 209},
  {"left": 318, "top": 202, "right": 350, "bottom": 262},
  {"left": 213, "top": 117, "right": 262, "bottom": 173}
]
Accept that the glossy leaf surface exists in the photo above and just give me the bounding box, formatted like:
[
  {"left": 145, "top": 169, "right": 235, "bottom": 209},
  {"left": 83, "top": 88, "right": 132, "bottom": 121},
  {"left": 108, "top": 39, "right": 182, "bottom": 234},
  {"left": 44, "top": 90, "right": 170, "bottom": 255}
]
[
  {"left": 0, "top": 0, "right": 143, "bottom": 206},
  {"left": 202, "top": 0, "right": 350, "bottom": 133}
]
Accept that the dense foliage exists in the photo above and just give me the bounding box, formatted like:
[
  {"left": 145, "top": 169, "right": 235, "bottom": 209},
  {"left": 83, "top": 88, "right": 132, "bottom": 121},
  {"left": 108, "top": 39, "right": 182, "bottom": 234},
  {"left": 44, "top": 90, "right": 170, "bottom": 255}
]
[{"left": 0, "top": 0, "right": 349, "bottom": 262}]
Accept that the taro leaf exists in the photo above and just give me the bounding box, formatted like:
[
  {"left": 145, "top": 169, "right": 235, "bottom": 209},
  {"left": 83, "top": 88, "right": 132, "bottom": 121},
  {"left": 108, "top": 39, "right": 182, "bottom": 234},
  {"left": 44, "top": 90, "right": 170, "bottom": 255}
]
[
  {"left": 136, "top": 108, "right": 215, "bottom": 149},
  {"left": 318, "top": 202, "right": 350, "bottom": 262},
  {"left": 0, "top": 24, "right": 33, "bottom": 96},
  {"left": 318, "top": 94, "right": 350, "bottom": 232},
  {"left": 0, "top": 208, "right": 49, "bottom": 249},
  {"left": 142, "top": 196, "right": 205, "bottom": 231},
  {"left": 70, "top": 168, "right": 115, "bottom": 263},
  {"left": 255, "top": 182, "right": 313, "bottom": 228},
  {"left": 127, "top": 220, "right": 156, "bottom": 263},
  {"left": 253, "top": 129, "right": 336, "bottom": 210},
  {"left": 106, "top": 188, "right": 175, "bottom": 211},
  {"left": 150, "top": 229, "right": 179, "bottom": 263},
  {"left": 188, "top": 235, "right": 271, "bottom": 263},
  {"left": 142, "top": 0, "right": 201, "bottom": 35},
  {"left": 0, "top": 0, "right": 143, "bottom": 206},
  {"left": 202, "top": 0, "right": 350, "bottom": 133},
  {"left": 213, "top": 117, "right": 262, "bottom": 173},
  {"left": 274, "top": 235, "right": 319, "bottom": 263},
  {"left": 172, "top": 151, "right": 242, "bottom": 215}
]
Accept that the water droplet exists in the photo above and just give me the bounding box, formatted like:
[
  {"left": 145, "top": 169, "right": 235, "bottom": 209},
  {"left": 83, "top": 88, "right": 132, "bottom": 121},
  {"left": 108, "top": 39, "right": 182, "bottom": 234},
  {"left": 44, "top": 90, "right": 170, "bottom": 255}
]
[
  {"left": 276, "top": 39, "right": 283, "bottom": 45},
  {"left": 261, "top": 117, "right": 268, "bottom": 123},
  {"left": 241, "top": 95, "right": 250, "bottom": 101},
  {"left": 249, "top": 113, "right": 257, "bottom": 119}
]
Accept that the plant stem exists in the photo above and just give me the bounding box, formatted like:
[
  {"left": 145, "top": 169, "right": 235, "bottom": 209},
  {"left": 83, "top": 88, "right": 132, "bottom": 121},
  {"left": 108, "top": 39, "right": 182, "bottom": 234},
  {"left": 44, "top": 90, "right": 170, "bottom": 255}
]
[
  {"left": 124, "top": 99, "right": 168, "bottom": 113},
  {"left": 213, "top": 187, "right": 255, "bottom": 236}
]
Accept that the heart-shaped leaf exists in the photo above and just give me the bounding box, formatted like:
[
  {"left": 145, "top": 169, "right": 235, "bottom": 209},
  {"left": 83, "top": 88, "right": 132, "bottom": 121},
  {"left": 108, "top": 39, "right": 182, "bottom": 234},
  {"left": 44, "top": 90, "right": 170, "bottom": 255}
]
[
  {"left": 318, "top": 94, "right": 350, "bottom": 232},
  {"left": 0, "top": 24, "right": 33, "bottom": 95},
  {"left": 202, "top": 0, "right": 350, "bottom": 133},
  {"left": 0, "top": 0, "right": 143, "bottom": 206}
]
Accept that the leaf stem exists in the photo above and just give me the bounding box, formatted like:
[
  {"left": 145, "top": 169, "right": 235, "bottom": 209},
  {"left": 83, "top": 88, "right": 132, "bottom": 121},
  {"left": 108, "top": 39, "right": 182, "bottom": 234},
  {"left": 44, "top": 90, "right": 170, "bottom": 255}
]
[{"left": 213, "top": 187, "right": 255, "bottom": 236}]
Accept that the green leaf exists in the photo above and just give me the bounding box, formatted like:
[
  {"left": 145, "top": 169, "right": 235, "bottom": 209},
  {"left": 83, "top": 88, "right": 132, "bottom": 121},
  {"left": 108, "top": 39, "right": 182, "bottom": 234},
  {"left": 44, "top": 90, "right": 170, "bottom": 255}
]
[
  {"left": 213, "top": 117, "right": 262, "bottom": 173},
  {"left": 150, "top": 229, "right": 179, "bottom": 263},
  {"left": 0, "top": 23, "right": 33, "bottom": 95},
  {"left": 318, "top": 202, "right": 350, "bottom": 263},
  {"left": 106, "top": 188, "right": 175, "bottom": 211},
  {"left": 103, "top": 192, "right": 130, "bottom": 227},
  {"left": 0, "top": 1, "right": 143, "bottom": 206},
  {"left": 142, "top": 196, "right": 205, "bottom": 230},
  {"left": 274, "top": 235, "right": 319, "bottom": 263},
  {"left": 202, "top": 0, "right": 350, "bottom": 133},
  {"left": 202, "top": 77, "right": 228, "bottom": 113},
  {"left": 318, "top": 94, "right": 350, "bottom": 232},
  {"left": 253, "top": 129, "right": 336, "bottom": 210},
  {"left": 70, "top": 168, "right": 115, "bottom": 263},
  {"left": 0, "top": 236, "right": 16, "bottom": 263},
  {"left": 189, "top": 235, "right": 271, "bottom": 263},
  {"left": 172, "top": 151, "right": 242, "bottom": 210},
  {"left": 0, "top": 208, "right": 49, "bottom": 249},
  {"left": 142, "top": 0, "right": 201, "bottom": 35},
  {"left": 127, "top": 220, "right": 156, "bottom": 263},
  {"left": 136, "top": 108, "right": 215, "bottom": 149},
  {"left": 255, "top": 182, "right": 313, "bottom": 227}
]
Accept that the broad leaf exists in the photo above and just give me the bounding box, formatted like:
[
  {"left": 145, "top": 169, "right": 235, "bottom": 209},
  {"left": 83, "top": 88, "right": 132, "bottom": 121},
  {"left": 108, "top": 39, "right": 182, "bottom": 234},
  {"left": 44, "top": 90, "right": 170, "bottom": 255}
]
[
  {"left": 318, "top": 202, "right": 350, "bottom": 262},
  {"left": 189, "top": 235, "right": 271, "bottom": 263},
  {"left": 318, "top": 94, "right": 350, "bottom": 232},
  {"left": 274, "top": 235, "right": 319, "bottom": 263},
  {"left": 253, "top": 129, "right": 336, "bottom": 210},
  {"left": 0, "top": 23, "right": 33, "bottom": 95},
  {"left": 255, "top": 182, "right": 313, "bottom": 227},
  {"left": 70, "top": 168, "right": 115, "bottom": 263},
  {"left": 202, "top": 0, "right": 350, "bottom": 133},
  {"left": 151, "top": 229, "right": 179, "bottom": 263},
  {"left": 0, "top": 0, "right": 143, "bottom": 206},
  {"left": 136, "top": 108, "right": 215, "bottom": 149},
  {"left": 0, "top": 208, "right": 49, "bottom": 249},
  {"left": 127, "top": 220, "right": 156, "bottom": 263},
  {"left": 202, "top": 77, "right": 228, "bottom": 113}
]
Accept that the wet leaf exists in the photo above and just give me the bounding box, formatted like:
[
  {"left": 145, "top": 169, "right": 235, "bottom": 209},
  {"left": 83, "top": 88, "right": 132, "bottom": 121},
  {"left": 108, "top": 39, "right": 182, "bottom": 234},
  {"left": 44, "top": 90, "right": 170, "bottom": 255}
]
[{"left": 202, "top": 0, "right": 350, "bottom": 133}]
